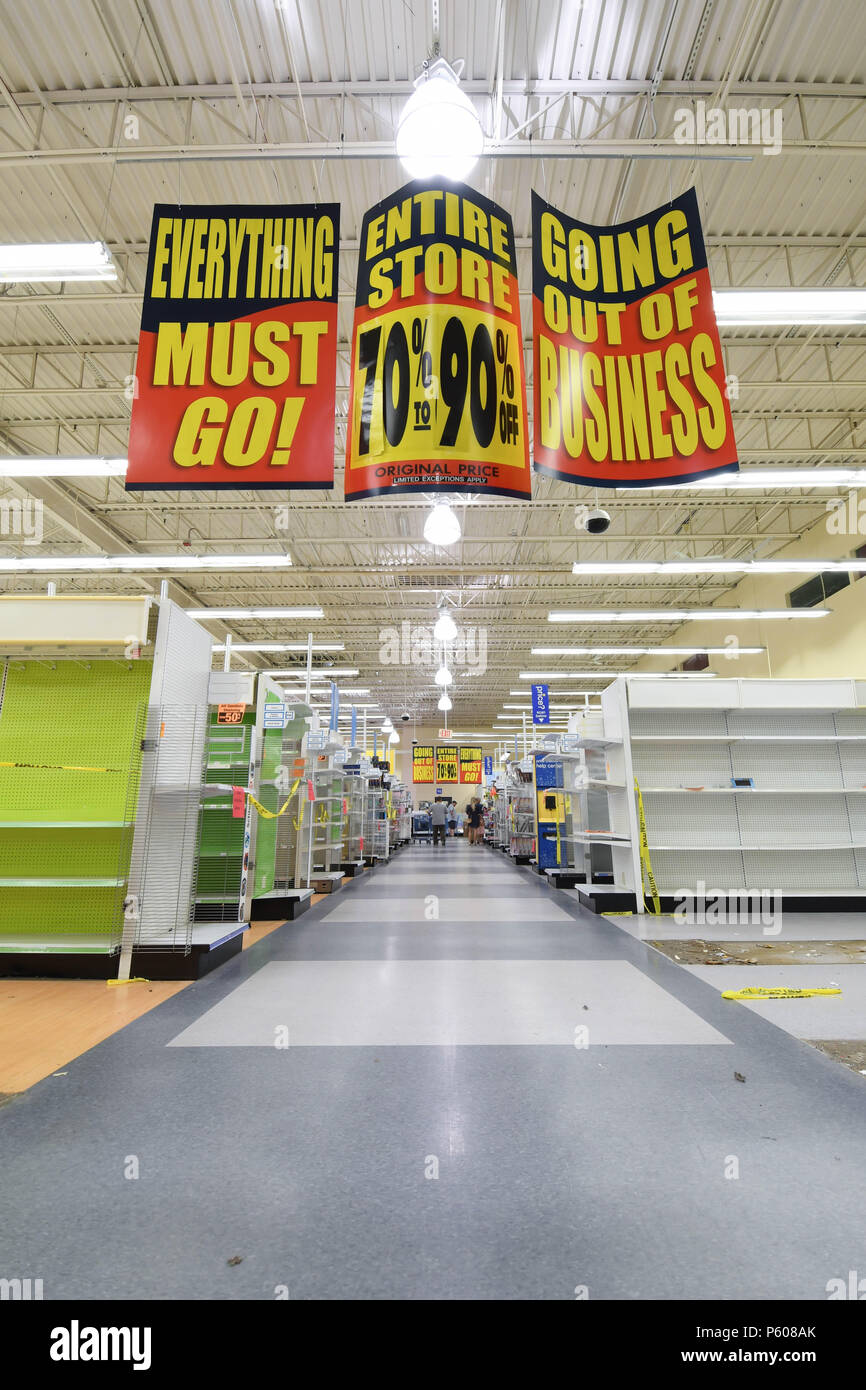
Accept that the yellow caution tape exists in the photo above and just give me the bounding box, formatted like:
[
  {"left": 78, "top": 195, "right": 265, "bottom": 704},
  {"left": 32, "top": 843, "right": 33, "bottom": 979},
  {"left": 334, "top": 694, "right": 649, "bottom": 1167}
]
[
  {"left": 723, "top": 986, "right": 842, "bottom": 1001},
  {"left": 634, "top": 778, "right": 660, "bottom": 915},
  {"left": 229, "top": 777, "right": 304, "bottom": 819}
]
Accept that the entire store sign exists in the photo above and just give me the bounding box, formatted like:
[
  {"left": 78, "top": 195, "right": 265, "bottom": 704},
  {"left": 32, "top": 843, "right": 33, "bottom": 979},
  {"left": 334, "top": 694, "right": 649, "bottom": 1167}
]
[
  {"left": 126, "top": 202, "right": 340, "bottom": 490},
  {"left": 345, "top": 180, "right": 531, "bottom": 501},
  {"left": 531, "top": 188, "right": 737, "bottom": 488},
  {"left": 413, "top": 744, "right": 435, "bottom": 783},
  {"left": 459, "top": 746, "right": 483, "bottom": 784},
  {"left": 436, "top": 745, "right": 459, "bottom": 783}
]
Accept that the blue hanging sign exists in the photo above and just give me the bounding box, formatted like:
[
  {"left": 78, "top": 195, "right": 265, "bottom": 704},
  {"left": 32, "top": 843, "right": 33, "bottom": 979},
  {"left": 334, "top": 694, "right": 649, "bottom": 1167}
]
[{"left": 531, "top": 683, "right": 550, "bottom": 725}]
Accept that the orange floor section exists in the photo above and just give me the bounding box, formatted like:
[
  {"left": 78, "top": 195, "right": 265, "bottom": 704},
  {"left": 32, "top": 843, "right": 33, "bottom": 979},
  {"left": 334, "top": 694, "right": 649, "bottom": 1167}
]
[
  {"left": 0, "top": 902, "right": 341, "bottom": 1095},
  {"left": 0, "top": 918, "right": 298, "bottom": 1094},
  {"left": 0, "top": 977, "right": 189, "bottom": 1093}
]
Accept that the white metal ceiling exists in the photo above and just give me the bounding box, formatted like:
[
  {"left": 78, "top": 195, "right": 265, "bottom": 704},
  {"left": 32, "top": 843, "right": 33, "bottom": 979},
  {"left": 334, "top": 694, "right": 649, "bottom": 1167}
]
[{"left": 0, "top": 0, "right": 864, "bottom": 725}]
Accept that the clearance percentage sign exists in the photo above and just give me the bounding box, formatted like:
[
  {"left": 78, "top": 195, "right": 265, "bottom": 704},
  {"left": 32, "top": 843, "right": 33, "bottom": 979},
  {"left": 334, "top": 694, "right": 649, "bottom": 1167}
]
[{"left": 357, "top": 311, "right": 521, "bottom": 455}]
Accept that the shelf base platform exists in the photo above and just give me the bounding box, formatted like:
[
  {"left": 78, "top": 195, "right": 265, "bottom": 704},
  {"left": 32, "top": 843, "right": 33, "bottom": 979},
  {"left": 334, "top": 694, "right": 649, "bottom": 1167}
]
[
  {"left": 309, "top": 870, "right": 344, "bottom": 894},
  {"left": 577, "top": 885, "right": 640, "bottom": 915},
  {"left": 340, "top": 859, "right": 365, "bottom": 877},
  {"left": 250, "top": 887, "right": 313, "bottom": 921},
  {"left": 0, "top": 924, "right": 245, "bottom": 980},
  {"left": 545, "top": 867, "right": 585, "bottom": 889}
]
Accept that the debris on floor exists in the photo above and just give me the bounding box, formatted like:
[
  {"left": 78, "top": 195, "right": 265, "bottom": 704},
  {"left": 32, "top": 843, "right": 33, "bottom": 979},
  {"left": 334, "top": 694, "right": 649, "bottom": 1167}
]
[
  {"left": 650, "top": 939, "right": 866, "bottom": 966},
  {"left": 807, "top": 1041, "right": 866, "bottom": 1076}
]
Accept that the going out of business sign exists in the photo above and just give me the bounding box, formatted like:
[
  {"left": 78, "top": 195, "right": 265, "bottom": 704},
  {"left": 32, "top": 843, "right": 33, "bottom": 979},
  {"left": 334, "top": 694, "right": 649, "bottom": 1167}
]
[
  {"left": 126, "top": 203, "right": 339, "bottom": 489},
  {"left": 531, "top": 188, "right": 737, "bottom": 488},
  {"left": 412, "top": 745, "right": 435, "bottom": 783},
  {"left": 345, "top": 180, "right": 531, "bottom": 501}
]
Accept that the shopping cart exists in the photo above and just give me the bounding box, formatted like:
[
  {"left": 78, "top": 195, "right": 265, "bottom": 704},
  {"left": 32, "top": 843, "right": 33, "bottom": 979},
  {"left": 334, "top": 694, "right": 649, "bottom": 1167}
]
[{"left": 411, "top": 811, "right": 432, "bottom": 844}]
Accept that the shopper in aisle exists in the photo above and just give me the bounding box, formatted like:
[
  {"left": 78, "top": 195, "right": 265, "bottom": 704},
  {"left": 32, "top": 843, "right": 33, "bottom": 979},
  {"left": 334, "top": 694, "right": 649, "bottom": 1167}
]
[
  {"left": 448, "top": 800, "right": 457, "bottom": 836},
  {"left": 467, "top": 797, "right": 483, "bottom": 844},
  {"left": 430, "top": 798, "right": 447, "bottom": 846}
]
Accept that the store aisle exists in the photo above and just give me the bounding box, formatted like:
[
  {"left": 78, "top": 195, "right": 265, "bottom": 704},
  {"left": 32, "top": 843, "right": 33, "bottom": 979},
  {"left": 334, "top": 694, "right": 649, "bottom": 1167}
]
[{"left": 1, "top": 840, "right": 866, "bottom": 1300}]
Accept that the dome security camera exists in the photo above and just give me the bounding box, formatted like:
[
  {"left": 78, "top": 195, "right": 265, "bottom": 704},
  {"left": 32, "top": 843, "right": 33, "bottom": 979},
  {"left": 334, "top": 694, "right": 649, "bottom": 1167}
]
[
  {"left": 584, "top": 507, "right": 611, "bottom": 535},
  {"left": 401, "top": 712, "right": 411, "bottom": 722}
]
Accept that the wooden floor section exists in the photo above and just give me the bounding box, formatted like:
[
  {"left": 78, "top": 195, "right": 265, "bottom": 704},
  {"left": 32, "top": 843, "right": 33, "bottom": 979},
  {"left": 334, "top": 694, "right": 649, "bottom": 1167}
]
[{"left": 0, "top": 902, "right": 336, "bottom": 1094}]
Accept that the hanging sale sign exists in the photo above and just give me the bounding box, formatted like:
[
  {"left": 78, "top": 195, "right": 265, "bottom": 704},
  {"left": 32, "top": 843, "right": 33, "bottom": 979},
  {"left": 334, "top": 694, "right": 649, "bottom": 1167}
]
[
  {"left": 412, "top": 745, "right": 435, "bottom": 783},
  {"left": 531, "top": 188, "right": 737, "bottom": 488},
  {"left": 459, "top": 746, "right": 483, "bottom": 784},
  {"left": 436, "top": 746, "right": 459, "bottom": 783},
  {"left": 126, "top": 202, "right": 339, "bottom": 490},
  {"left": 345, "top": 180, "right": 531, "bottom": 501}
]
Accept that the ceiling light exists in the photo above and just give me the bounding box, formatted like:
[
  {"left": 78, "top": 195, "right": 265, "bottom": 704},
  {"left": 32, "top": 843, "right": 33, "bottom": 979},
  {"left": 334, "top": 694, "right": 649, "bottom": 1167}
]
[
  {"left": 520, "top": 671, "right": 719, "bottom": 680},
  {"left": 396, "top": 57, "right": 483, "bottom": 181},
  {"left": 0, "top": 457, "right": 127, "bottom": 477},
  {"left": 388, "top": 730, "right": 400, "bottom": 744},
  {"left": 265, "top": 667, "right": 359, "bottom": 677},
  {"left": 547, "top": 609, "right": 828, "bottom": 622},
  {"left": 0, "top": 554, "right": 291, "bottom": 573},
  {"left": 616, "top": 469, "right": 866, "bottom": 492},
  {"left": 437, "top": 694, "right": 453, "bottom": 712},
  {"left": 714, "top": 289, "right": 866, "bottom": 324},
  {"left": 433, "top": 611, "right": 458, "bottom": 642},
  {"left": 212, "top": 642, "right": 343, "bottom": 653},
  {"left": 434, "top": 666, "right": 453, "bottom": 686},
  {"left": 531, "top": 646, "right": 765, "bottom": 656},
  {"left": 339, "top": 688, "right": 370, "bottom": 696},
  {"left": 189, "top": 607, "right": 323, "bottom": 619},
  {"left": 0, "top": 241, "right": 116, "bottom": 282},
  {"left": 571, "top": 561, "right": 866, "bottom": 576},
  {"left": 423, "top": 501, "right": 461, "bottom": 547}
]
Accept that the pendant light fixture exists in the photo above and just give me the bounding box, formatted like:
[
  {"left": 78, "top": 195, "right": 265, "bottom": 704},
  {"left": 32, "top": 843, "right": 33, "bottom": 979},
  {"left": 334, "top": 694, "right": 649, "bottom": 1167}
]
[
  {"left": 437, "top": 694, "right": 453, "bottom": 712},
  {"left": 396, "top": 58, "right": 483, "bottom": 182},
  {"left": 433, "top": 610, "right": 458, "bottom": 642},
  {"left": 434, "top": 666, "right": 453, "bottom": 687},
  {"left": 423, "top": 500, "right": 461, "bottom": 547}
]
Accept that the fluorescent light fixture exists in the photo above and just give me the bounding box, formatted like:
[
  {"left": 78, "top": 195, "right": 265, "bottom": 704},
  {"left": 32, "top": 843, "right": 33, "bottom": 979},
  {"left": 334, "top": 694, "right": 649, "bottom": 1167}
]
[
  {"left": 531, "top": 646, "right": 765, "bottom": 656},
  {"left": 189, "top": 607, "right": 323, "bottom": 619},
  {"left": 503, "top": 704, "right": 605, "bottom": 711},
  {"left": 714, "top": 289, "right": 866, "bottom": 324},
  {"left": 264, "top": 667, "right": 359, "bottom": 677},
  {"left": 571, "top": 561, "right": 866, "bottom": 576},
  {"left": 520, "top": 671, "right": 720, "bottom": 680},
  {"left": 548, "top": 609, "right": 828, "bottom": 622},
  {"left": 213, "top": 643, "right": 343, "bottom": 653},
  {"left": 0, "top": 553, "right": 291, "bottom": 573},
  {"left": 0, "top": 241, "right": 116, "bottom": 283},
  {"left": 423, "top": 501, "right": 461, "bottom": 547},
  {"left": 396, "top": 57, "right": 483, "bottom": 181},
  {"left": 0, "top": 457, "right": 127, "bottom": 478},
  {"left": 616, "top": 469, "right": 866, "bottom": 492},
  {"left": 339, "top": 688, "right": 370, "bottom": 696}
]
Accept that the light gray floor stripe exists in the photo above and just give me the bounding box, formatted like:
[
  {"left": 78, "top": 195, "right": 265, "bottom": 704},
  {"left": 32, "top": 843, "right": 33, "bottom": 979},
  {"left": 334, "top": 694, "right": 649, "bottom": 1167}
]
[
  {"left": 320, "top": 896, "right": 574, "bottom": 922},
  {"left": 168, "top": 959, "right": 732, "bottom": 1047}
]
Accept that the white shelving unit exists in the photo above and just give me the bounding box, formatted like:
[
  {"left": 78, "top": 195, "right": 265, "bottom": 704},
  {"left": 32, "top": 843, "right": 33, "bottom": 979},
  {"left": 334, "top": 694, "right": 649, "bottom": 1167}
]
[{"left": 601, "top": 676, "right": 866, "bottom": 910}]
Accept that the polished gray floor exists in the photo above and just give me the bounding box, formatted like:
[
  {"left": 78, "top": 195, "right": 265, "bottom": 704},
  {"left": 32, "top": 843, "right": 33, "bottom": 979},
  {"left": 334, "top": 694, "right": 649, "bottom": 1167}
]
[{"left": 1, "top": 839, "right": 865, "bottom": 1301}]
